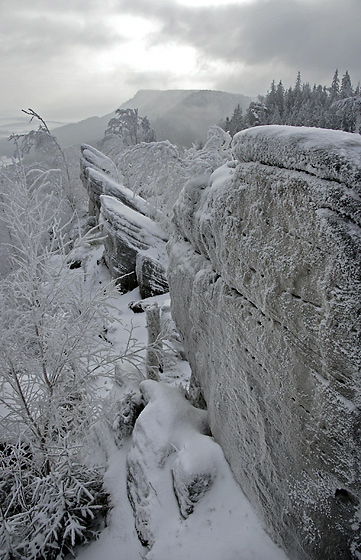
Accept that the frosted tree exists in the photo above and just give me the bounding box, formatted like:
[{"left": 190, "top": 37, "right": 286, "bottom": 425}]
[
  {"left": 115, "top": 139, "right": 185, "bottom": 227},
  {"left": 113, "top": 126, "right": 232, "bottom": 230},
  {"left": 183, "top": 125, "right": 232, "bottom": 176},
  {"left": 223, "top": 69, "right": 358, "bottom": 133},
  {"left": 336, "top": 94, "right": 361, "bottom": 133},
  {"left": 341, "top": 70, "right": 353, "bottom": 98},
  {"left": 0, "top": 159, "right": 141, "bottom": 559},
  {"left": 330, "top": 69, "right": 340, "bottom": 101},
  {"left": 101, "top": 108, "right": 156, "bottom": 154},
  {"left": 224, "top": 104, "right": 245, "bottom": 135},
  {"left": 10, "top": 109, "right": 76, "bottom": 210},
  {"left": 245, "top": 100, "right": 268, "bottom": 127}
]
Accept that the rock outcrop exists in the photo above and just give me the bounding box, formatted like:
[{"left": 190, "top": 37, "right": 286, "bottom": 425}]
[
  {"left": 99, "top": 195, "right": 168, "bottom": 295},
  {"left": 167, "top": 126, "right": 361, "bottom": 560},
  {"left": 80, "top": 143, "right": 161, "bottom": 221},
  {"left": 80, "top": 144, "right": 169, "bottom": 296}
]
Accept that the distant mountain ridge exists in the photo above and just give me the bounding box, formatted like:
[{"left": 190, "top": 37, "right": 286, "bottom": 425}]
[
  {"left": 121, "top": 89, "right": 251, "bottom": 146},
  {"left": 0, "top": 89, "right": 252, "bottom": 156}
]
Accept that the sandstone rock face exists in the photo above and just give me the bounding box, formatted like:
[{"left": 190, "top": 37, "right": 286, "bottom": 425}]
[
  {"left": 80, "top": 144, "right": 169, "bottom": 297},
  {"left": 135, "top": 253, "right": 169, "bottom": 299},
  {"left": 80, "top": 143, "right": 159, "bottom": 220},
  {"left": 80, "top": 143, "right": 119, "bottom": 180},
  {"left": 167, "top": 126, "right": 361, "bottom": 560},
  {"left": 100, "top": 195, "right": 168, "bottom": 294}
]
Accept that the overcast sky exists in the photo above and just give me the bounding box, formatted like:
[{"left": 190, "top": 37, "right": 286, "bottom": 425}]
[{"left": 1, "top": 0, "right": 360, "bottom": 123}]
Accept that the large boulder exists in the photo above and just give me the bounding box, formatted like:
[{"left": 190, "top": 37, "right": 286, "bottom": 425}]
[{"left": 167, "top": 126, "right": 361, "bottom": 560}]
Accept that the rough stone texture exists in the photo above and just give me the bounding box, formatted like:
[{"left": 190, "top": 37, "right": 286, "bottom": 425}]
[
  {"left": 80, "top": 146, "right": 157, "bottom": 220},
  {"left": 167, "top": 126, "right": 361, "bottom": 560},
  {"left": 135, "top": 253, "right": 169, "bottom": 299},
  {"left": 232, "top": 125, "right": 361, "bottom": 192},
  {"left": 80, "top": 143, "right": 123, "bottom": 217},
  {"left": 100, "top": 195, "right": 168, "bottom": 294},
  {"left": 80, "top": 144, "right": 169, "bottom": 297}
]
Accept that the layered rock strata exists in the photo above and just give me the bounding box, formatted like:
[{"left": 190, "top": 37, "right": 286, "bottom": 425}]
[
  {"left": 80, "top": 143, "right": 161, "bottom": 221},
  {"left": 167, "top": 126, "right": 361, "bottom": 559},
  {"left": 80, "top": 144, "right": 169, "bottom": 296},
  {"left": 100, "top": 195, "right": 168, "bottom": 294}
]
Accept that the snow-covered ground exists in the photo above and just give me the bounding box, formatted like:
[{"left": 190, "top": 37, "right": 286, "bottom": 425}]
[{"left": 73, "top": 241, "right": 290, "bottom": 560}]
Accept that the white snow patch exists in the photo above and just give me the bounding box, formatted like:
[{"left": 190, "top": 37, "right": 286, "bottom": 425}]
[
  {"left": 130, "top": 380, "right": 289, "bottom": 560},
  {"left": 75, "top": 442, "right": 147, "bottom": 560}
]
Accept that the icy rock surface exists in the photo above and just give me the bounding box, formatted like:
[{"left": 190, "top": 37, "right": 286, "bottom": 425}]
[
  {"left": 80, "top": 144, "right": 169, "bottom": 297},
  {"left": 126, "top": 380, "right": 218, "bottom": 547},
  {"left": 100, "top": 195, "right": 168, "bottom": 294},
  {"left": 80, "top": 144, "right": 159, "bottom": 220},
  {"left": 168, "top": 126, "right": 361, "bottom": 560}
]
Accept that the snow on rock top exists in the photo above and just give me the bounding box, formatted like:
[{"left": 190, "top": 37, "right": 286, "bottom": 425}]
[
  {"left": 100, "top": 195, "right": 168, "bottom": 243},
  {"left": 81, "top": 143, "right": 119, "bottom": 178},
  {"left": 233, "top": 125, "right": 361, "bottom": 192},
  {"left": 86, "top": 167, "right": 153, "bottom": 217},
  {"left": 99, "top": 194, "right": 169, "bottom": 296},
  {"left": 80, "top": 143, "right": 162, "bottom": 223}
]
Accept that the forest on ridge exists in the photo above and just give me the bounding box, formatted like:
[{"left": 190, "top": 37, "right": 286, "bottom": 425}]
[{"left": 224, "top": 70, "right": 361, "bottom": 136}]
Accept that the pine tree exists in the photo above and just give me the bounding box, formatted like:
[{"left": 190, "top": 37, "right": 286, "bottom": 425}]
[
  {"left": 336, "top": 95, "right": 361, "bottom": 133},
  {"left": 330, "top": 69, "right": 340, "bottom": 101},
  {"left": 227, "top": 104, "right": 245, "bottom": 136},
  {"left": 265, "top": 80, "right": 278, "bottom": 123},
  {"left": 276, "top": 81, "right": 285, "bottom": 121},
  {"left": 224, "top": 116, "right": 232, "bottom": 135},
  {"left": 295, "top": 71, "right": 302, "bottom": 94},
  {"left": 341, "top": 70, "right": 353, "bottom": 98}
]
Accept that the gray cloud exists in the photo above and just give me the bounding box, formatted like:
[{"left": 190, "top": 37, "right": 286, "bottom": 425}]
[
  {"left": 0, "top": 0, "right": 129, "bottom": 120},
  {"left": 1, "top": 0, "right": 360, "bottom": 122},
  {"left": 0, "top": 7, "right": 124, "bottom": 59},
  {"left": 119, "top": 0, "right": 361, "bottom": 89}
]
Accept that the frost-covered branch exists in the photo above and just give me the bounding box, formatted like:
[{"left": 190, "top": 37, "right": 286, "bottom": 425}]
[{"left": 0, "top": 159, "right": 133, "bottom": 558}]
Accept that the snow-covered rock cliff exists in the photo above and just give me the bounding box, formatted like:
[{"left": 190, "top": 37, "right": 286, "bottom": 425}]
[{"left": 167, "top": 126, "right": 361, "bottom": 560}]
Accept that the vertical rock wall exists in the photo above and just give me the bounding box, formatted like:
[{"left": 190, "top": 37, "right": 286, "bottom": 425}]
[{"left": 167, "top": 126, "right": 361, "bottom": 559}]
